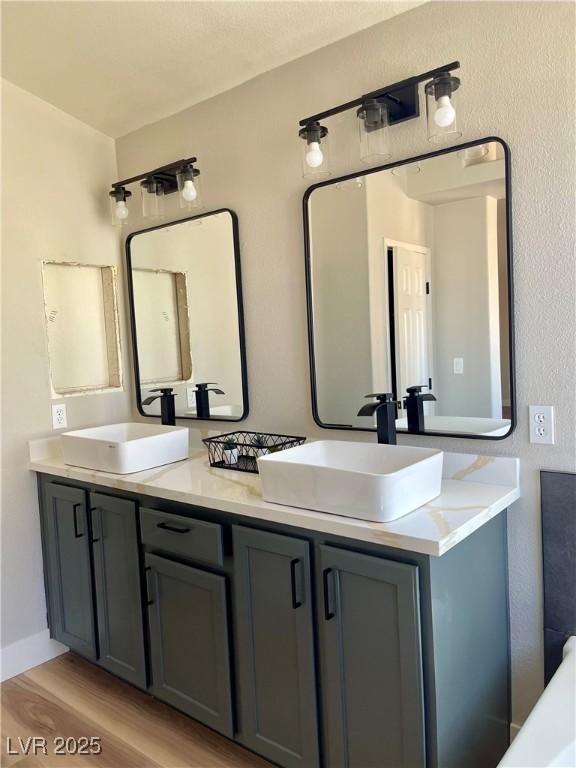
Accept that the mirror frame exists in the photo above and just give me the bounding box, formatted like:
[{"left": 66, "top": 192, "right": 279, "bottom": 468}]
[
  {"left": 126, "top": 208, "right": 249, "bottom": 422},
  {"left": 303, "top": 136, "right": 516, "bottom": 440}
]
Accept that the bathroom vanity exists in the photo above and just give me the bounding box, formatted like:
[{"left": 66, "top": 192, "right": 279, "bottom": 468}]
[{"left": 30, "top": 439, "right": 519, "bottom": 768}]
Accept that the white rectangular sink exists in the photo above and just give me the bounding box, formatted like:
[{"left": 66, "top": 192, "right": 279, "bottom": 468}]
[
  {"left": 61, "top": 423, "right": 189, "bottom": 474},
  {"left": 258, "top": 440, "right": 443, "bottom": 522}
]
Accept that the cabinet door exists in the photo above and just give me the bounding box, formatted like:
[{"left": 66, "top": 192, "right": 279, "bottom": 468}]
[
  {"left": 40, "top": 482, "right": 96, "bottom": 659},
  {"left": 318, "top": 546, "right": 425, "bottom": 768},
  {"left": 145, "top": 553, "right": 233, "bottom": 737},
  {"left": 233, "top": 527, "right": 319, "bottom": 768},
  {"left": 90, "top": 493, "right": 146, "bottom": 688}
]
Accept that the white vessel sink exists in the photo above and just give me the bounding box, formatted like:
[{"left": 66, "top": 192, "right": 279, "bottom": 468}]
[
  {"left": 61, "top": 423, "right": 189, "bottom": 474},
  {"left": 258, "top": 440, "right": 443, "bottom": 522}
]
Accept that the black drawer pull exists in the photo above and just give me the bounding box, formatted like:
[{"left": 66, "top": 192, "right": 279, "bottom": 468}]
[
  {"left": 72, "top": 503, "right": 84, "bottom": 539},
  {"left": 290, "top": 558, "right": 303, "bottom": 609},
  {"left": 323, "top": 568, "right": 336, "bottom": 621},
  {"left": 90, "top": 507, "right": 102, "bottom": 543},
  {"left": 156, "top": 521, "right": 191, "bottom": 534},
  {"left": 145, "top": 566, "right": 154, "bottom": 606}
]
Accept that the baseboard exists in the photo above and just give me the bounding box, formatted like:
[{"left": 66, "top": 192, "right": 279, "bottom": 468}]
[
  {"left": 510, "top": 722, "right": 522, "bottom": 742},
  {"left": 0, "top": 629, "right": 68, "bottom": 682}
]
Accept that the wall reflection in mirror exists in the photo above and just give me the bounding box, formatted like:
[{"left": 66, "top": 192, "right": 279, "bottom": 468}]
[
  {"left": 306, "top": 140, "right": 514, "bottom": 438},
  {"left": 127, "top": 210, "right": 248, "bottom": 421}
]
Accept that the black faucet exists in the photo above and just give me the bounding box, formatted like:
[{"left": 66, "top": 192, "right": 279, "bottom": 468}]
[
  {"left": 357, "top": 393, "right": 397, "bottom": 445},
  {"left": 193, "top": 383, "right": 225, "bottom": 418},
  {"left": 403, "top": 385, "right": 437, "bottom": 433},
  {"left": 143, "top": 387, "right": 177, "bottom": 426}
]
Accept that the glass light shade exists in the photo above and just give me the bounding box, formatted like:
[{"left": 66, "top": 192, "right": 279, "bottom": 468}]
[
  {"left": 177, "top": 166, "right": 203, "bottom": 211},
  {"left": 109, "top": 188, "right": 131, "bottom": 226},
  {"left": 358, "top": 100, "right": 391, "bottom": 164},
  {"left": 299, "top": 121, "right": 330, "bottom": 179},
  {"left": 335, "top": 177, "right": 364, "bottom": 191},
  {"left": 141, "top": 179, "right": 165, "bottom": 218},
  {"left": 391, "top": 162, "right": 421, "bottom": 178},
  {"left": 457, "top": 144, "right": 489, "bottom": 167},
  {"left": 425, "top": 74, "right": 461, "bottom": 143}
]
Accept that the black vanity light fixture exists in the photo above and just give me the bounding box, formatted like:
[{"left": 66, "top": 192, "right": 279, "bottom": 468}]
[
  {"left": 140, "top": 177, "right": 165, "bottom": 219},
  {"left": 297, "top": 61, "right": 461, "bottom": 176},
  {"left": 357, "top": 98, "right": 391, "bottom": 164},
  {"left": 298, "top": 120, "right": 330, "bottom": 179},
  {"left": 109, "top": 186, "right": 132, "bottom": 225},
  {"left": 176, "top": 161, "right": 202, "bottom": 211},
  {"left": 424, "top": 71, "right": 461, "bottom": 142},
  {"left": 109, "top": 157, "right": 202, "bottom": 225}
]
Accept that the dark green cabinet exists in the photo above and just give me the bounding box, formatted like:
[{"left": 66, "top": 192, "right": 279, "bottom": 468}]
[
  {"left": 40, "top": 483, "right": 145, "bottom": 687},
  {"left": 318, "top": 545, "right": 425, "bottom": 768},
  {"left": 91, "top": 493, "right": 146, "bottom": 687},
  {"left": 145, "top": 553, "right": 233, "bottom": 738},
  {"left": 233, "top": 526, "right": 319, "bottom": 768},
  {"left": 37, "top": 473, "right": 510, "bottom": 768},
  {"left": 40, "top": 483, "right": 97, "bottom": 659}
]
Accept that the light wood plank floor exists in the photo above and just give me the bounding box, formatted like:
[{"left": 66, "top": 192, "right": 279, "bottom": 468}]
[{"left": 1, "top": 654, "right": 272, "bottom": 768}]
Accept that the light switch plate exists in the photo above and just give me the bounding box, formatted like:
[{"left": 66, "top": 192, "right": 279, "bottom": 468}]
[
  {"left": 529, "top": 405, "right": 555, "bottom": 444},
  {"left": 453, "top": 357, "right": 464, "bottom": 375},
  {"left": 52, "top": 403, "right": 67, "bottom": 430}
]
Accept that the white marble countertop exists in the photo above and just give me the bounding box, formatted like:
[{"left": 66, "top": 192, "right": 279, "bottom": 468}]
[{"left": 29, "top": 438, "right": 519, "bottom": 557}]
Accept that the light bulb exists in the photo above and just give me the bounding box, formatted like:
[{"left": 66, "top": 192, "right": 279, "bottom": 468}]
[
  {"left": 305, "top": 141, "right": 324, "bottom": 168},
  {"left": 115, "top": 200, "right": 129, "bottom": 220},
  {"left": 434, "top": 95, "right": 456, "bottom": 128},
  {"left": 182, "top": 179, "right": 197, "bottom": 202}
]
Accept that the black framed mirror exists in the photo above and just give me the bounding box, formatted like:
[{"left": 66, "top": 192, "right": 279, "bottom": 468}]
[
  {"left": 304, "top": 137, "right": 515, "bottom": 440},
  {"left": 126, "top": 208, "right": 249, "bottom": 421}
]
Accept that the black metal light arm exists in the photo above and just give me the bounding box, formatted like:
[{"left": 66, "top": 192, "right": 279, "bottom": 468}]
[
  {"left": 299, "top": 62, "right": 460, "bottom": 128},
  {"left": 111, "top": 157, "right": 197, "bottom": 194}
]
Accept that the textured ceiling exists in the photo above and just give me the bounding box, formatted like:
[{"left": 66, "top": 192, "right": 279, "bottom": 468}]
[{"left": 1, "top": 1, "right": 424, "bottom": 137}]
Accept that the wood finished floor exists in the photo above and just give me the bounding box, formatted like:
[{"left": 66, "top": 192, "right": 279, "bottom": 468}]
[{"left": 1, "top": 653, "right": 272, "bottom": 768}]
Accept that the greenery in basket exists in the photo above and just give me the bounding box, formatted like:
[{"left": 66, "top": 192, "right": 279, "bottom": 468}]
[
  {"left": 222, "top": 439, "right": 237, "bottom": 451},
  {"left": 251, "top": 434, "right": 267, "bottom": 448}
]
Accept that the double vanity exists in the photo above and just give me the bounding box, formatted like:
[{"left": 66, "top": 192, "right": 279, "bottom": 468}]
[
  {"left": 30, "top": 428, "right": 519, "bottom": 768},
  {"left": 31, "top": 131, "right": 519, "bottom": 768}
]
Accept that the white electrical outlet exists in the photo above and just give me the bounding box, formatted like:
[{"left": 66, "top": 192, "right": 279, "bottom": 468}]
[
  {"left": 52, "top": 403, "right": 67, "bottom": 430},
  {"left": 529, "top": 405, "right": 555, "bottom": 445},
  {"left": 453, "top": 357, "right": 464, "bottom": 375}
]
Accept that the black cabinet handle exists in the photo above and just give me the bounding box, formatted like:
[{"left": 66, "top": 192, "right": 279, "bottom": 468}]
[
  {"left": 323, "top": 568, "right": 336, "bottom": 621},
  {"left": 90, "top": 507, "right": 102, "bottom": 543},
  {"left": 72, "top": 503, "right": 84, "bottom": 538},
  {"left": 290, "top": 558, "right": 303, "bottom": 609},
  {"left": 145, "top": 566, "right": 154, "bottom": 606},
  {"left": 156, "top": 521, "right": 191, "bottom": 534}
]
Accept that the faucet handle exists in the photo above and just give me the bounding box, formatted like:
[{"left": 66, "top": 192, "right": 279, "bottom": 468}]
[
  {"left": 405, "top": 384, "right": 436, "bottom": 402},
  {"left": 143, "top": 387, "right": 177, "bottom": 405},
  {"left": 406, "top": 385, "right": 428, "bottom": 394},
  {"left": 365, "top": 392, "right": 395, "bottom": 402}
]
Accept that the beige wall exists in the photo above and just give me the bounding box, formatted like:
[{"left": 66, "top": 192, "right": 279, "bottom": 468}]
[
  {"left": 1, "top": 80, "right": 132, "bottom": 649},
  {"left": 116, "top": 2, "right": 576, "bottom": 724}
]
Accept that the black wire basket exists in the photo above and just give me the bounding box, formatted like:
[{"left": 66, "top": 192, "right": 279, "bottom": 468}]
[{"left": 203, "top": 431, "right": 306, "bottom": 474}]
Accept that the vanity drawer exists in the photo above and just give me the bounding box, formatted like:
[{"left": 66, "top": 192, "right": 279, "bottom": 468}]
[{"left": 140, "top": 508, "right": 224, "bottom": 567}]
